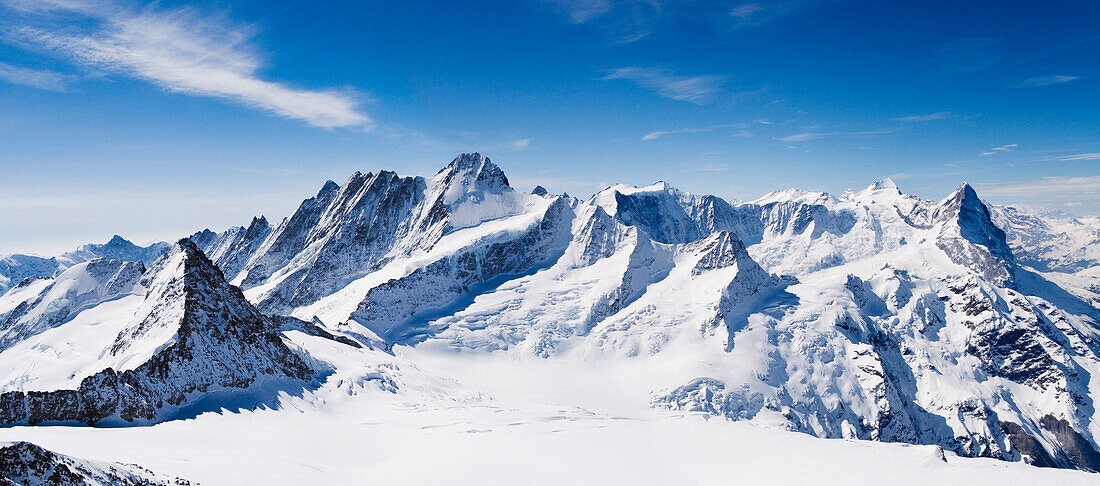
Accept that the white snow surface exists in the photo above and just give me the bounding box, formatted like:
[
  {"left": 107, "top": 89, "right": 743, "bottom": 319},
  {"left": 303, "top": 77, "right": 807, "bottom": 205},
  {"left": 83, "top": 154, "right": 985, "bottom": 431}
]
[
  {"left": 0, "top": 346, "right": 1096, "bottom": 485},
  {"left": 1, "top": 156, "right": 1100, "bottom": 482}
]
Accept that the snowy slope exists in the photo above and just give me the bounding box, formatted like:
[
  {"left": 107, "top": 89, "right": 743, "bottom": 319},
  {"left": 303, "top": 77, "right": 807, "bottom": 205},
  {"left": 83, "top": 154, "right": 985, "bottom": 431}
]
[
  {"left": 0, "top": 259, "right": 145, "bottom": 353},
  {"left": 0, "top": 154, "right": 1098, "bottom": 481}
]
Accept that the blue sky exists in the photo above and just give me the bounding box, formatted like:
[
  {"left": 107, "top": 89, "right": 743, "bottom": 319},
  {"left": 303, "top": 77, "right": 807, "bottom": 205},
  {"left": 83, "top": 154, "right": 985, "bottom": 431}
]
[{"left": 0, "top": 0, "right": 1097, "bottom": 254}]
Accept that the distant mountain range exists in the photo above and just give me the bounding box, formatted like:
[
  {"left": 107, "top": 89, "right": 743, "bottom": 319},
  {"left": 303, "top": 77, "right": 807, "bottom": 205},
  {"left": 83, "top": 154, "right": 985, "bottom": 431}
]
[{"left": 2, "top": 153, "right": 1099, "bottom": 480}]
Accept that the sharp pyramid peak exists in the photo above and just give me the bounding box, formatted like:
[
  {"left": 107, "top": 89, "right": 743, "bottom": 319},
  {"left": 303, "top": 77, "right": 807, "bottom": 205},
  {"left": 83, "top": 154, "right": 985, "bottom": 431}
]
[
  {"left": 434, "top": 153, "right": 512, "bottom": 205},
  {"left": 317, "top": 179, "right": 340, "bottom": 198},
  {"left": 937, "top": 181, "right": 986, "bottom": 216}
]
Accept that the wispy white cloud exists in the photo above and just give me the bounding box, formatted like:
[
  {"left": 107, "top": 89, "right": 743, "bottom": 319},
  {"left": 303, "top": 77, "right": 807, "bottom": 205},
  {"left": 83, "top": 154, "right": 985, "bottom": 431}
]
[
  {"left": 550, "top": 0, "right": 828, "bottom": 42},
  {"left": 641, "top": 123, "right": 746, "bottom": 141},
  {"left": 0, "top": 61, "right": 75, "bottom": 91},
  {"left": 549, "top": 0, "right": 614, "bottom": 23},
  {"left": 509, "top": 138, "right": 531, "bottom": 150},
  {"left": 1057, "top": 152, "right": 1100, "bottom": 161},
  {"left": 978, "top": 143, "right": 1017, "bottom": 157},
  {"left": 4, "top": 0, "right": 370, "bottom": 128},
  {"left": 1009, "top": 75, "right": 1079, "bottom": 88},
  {"left": 778, "top": 132, "right": 820, "bottom": 142},
  {"left": 977, "top": 176, "right": 1100, "bottom": 216},
  {"left": 894, "top": 111, "right": 950, "bottom": 122},
  {"left": 728, "top": 3, "right": 765, "bottom": 19},
  {"left": 727, "top": 1, "right": 827, "bottom": 29},
  {"left": 605, "top": 67, "right": 725, "bottom": 104},
  {"left": 777, "top": 128, "right": 894, "bottom": 143},
  {"left": 545, "top": 0, "right": 658, "bottom": 43}
]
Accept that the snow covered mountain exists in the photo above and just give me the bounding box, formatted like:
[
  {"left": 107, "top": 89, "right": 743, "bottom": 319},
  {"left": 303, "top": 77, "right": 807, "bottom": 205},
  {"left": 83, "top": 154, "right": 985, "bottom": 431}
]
[
  {"left": 0, "top": 236, "right": 169, "bottom": 295},
  {"left": 0, "top": 239, "right": 356, "bottom": 426},
  {"left": 1, "top": 154, "right": 1099, "bottom": 482}
]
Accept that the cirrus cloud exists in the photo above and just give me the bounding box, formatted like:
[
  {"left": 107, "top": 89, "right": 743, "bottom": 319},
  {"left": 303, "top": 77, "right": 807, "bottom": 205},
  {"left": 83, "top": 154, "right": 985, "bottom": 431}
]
[
  {"left": 604, "top": 67, "right": 726, "bottom": 105},
  {"left": 3, "top": 0, "right": 370, "bottom": 129}
]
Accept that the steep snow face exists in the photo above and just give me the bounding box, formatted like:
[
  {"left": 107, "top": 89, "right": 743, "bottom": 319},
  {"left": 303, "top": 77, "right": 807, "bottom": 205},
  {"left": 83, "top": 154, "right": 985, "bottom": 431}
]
[
  {"left": 588, "top": 182, "right": 755, "bottom": 245},
  {"left": 0, "top": 239, "right": 319, "bottom": 426},
  {"left": 189, "top": 153, "right": 555, "bottom": 317},
  {"left": 350, "top": 196, "right": 575, "bottom": 343},
  {"left": 427, "top": 203, "right": 676, "bottom": 355},
  {"left": 0, "top": 441, "right": 190, "bottom": 485},
  {"left": 0, "top": 259, "right": 144, "bottom": 353},
  {"left": 428, "top": 152, "right": 526, "bottom": 230},
  {"left": 236, "top": 170, "right": 427, "bottom": 313}
]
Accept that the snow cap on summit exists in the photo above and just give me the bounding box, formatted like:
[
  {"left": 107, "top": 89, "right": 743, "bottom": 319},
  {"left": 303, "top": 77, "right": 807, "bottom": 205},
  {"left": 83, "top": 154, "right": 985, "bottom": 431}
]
[{"left": 866, "top": 177, "right": 900, "bottom": 193}]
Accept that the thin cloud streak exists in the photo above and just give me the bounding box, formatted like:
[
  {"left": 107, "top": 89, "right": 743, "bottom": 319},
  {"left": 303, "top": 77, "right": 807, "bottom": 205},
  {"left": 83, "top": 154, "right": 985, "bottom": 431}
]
[
  {"left": 977, "top": 176, "right": 1100, "bottom": 198},
  {"left": 0, "top": 61, "right": 74, "bottom": 91},
  {"left": 727, "top": 0, "right": 829, "bottom": 29},
  {"left": 777, "top": 128, "right": 895, "bottom": 143},
  {"left": 5, "top": 0, "right": 370, "bottom": 128},
  {"left": 894, "top": 111, "right": 950, "bottom": 122},
  {"left": 1009, "top": 75, "right": 1079, "bottom": 88},
  {"left": 978, "top": 143, "right": 1017, "bottom": 157},
  {"left": 641, "top": 123, "right": 746, "bottom": 141},
  {"left": 1058, "top": 153, "right": 1100, "bottom": 161},
  {"left": 605, "top": 67, "right": 726, "bottom": 104}
]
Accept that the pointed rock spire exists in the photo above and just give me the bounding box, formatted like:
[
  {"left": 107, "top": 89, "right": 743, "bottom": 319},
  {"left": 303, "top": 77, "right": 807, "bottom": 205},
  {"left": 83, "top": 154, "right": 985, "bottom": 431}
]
[
  {"left": 0, "top": 238, "right": 313, "bottom": 426},
  {"left": 933, "top": 183, "right": 1016, "bottom": 286}
]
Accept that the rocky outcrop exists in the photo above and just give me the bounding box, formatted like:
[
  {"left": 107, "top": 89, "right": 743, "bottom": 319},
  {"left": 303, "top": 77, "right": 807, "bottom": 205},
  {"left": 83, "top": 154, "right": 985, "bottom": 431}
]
[{"left": 0, "top": 441, "right": 190, "bottom": 485}]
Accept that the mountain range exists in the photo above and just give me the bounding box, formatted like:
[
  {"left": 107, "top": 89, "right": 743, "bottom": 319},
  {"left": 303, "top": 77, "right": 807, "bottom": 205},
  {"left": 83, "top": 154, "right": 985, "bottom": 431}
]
[{"left": 1, "top": 153, "right": 1099, "bottom": 483}]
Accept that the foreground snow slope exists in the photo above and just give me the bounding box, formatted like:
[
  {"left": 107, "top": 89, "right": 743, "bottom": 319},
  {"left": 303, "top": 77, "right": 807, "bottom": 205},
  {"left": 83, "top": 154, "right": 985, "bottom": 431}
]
[{"left": 0, "top": 349, "right": 1096, "bottom": 485}]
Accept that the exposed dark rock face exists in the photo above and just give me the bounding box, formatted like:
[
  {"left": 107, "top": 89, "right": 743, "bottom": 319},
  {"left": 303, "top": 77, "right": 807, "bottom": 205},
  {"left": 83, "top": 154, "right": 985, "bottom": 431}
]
[
  {"left": 0, "top": 239, "right": 314, "bottom": 426},
  {"left": 0, "top": 441, "right": 190, "bottom": 485},
  {"left": 934, "top": 184, "right": 1016, "bottom": 287}
]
